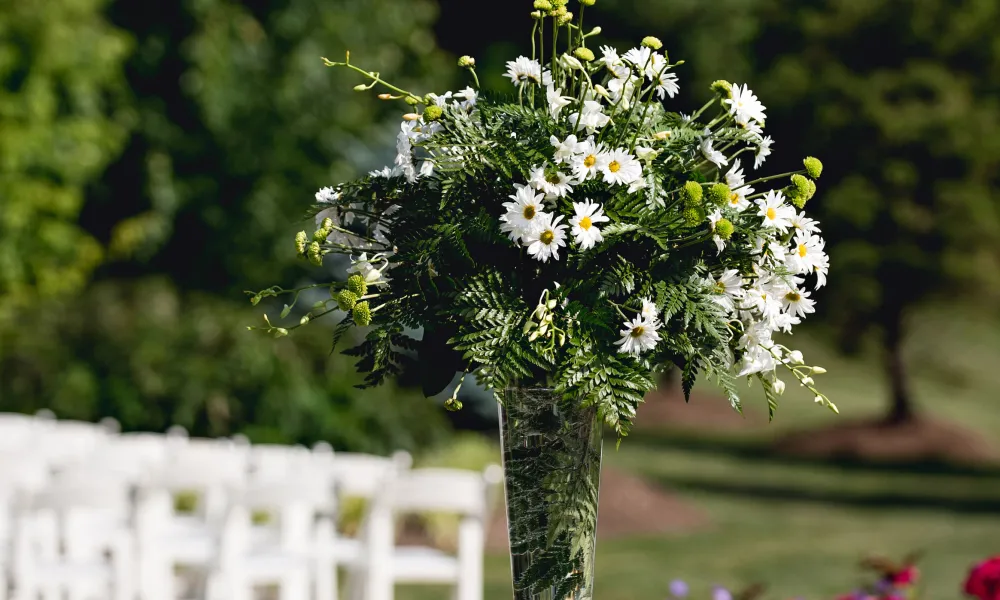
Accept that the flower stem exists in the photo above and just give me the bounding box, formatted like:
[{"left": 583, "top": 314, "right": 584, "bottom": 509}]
[{"left": 322, "top": 58, "right": 419, "bottom": 100}]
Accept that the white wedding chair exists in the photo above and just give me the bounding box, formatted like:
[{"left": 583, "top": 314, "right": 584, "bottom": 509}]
[
  {"left": 354, "top": 465, "right": 502, "bottom": 600},
  {"left": 11, "top": 472, "right": 134, "bottom": 600},
  {"left": 0, "top": 414, "right": 38, "bottom": 453},
  {"left": 135, "top": 437, "right": 250, "bottom": 600},
  {"left": 38, "top": 420, "right": 109, "bottom": 472},
  {"left": 210, "top": 474, "right": 335, "bottom": 600}
]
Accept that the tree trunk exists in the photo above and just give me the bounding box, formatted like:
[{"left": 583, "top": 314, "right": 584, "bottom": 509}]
[{"left": 884, "top": 309, "right": 915, "bottom": 425}]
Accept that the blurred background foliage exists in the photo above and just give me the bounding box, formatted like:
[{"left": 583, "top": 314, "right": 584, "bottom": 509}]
[{"left": 2, "top": 0, "right": 1000, "bottom": 444}]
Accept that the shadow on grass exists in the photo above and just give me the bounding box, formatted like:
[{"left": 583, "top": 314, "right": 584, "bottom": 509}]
[
  {"left": 626, "top": 429, "right": 1000, "bottom": 479},
  {"left": 652, "top": 473, "right": 1000, "bottom": 514}
]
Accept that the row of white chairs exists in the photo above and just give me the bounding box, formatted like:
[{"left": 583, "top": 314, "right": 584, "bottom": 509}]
[{"left": 0, "top": 412, "right": 503, "bottom": 600}]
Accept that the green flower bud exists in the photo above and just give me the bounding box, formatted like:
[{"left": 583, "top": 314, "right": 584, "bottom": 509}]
[
  {"left": 711, "top": 80, "right": 733, "bottom": 98},
  {"left": 683, "top": 181, "right": 703, "bottom": 204},
  {"left": 307, "top": 241, "right": 323, "bottom": 266},
  {"left": 320, "top": 217, "right": 334, "bottom": 230},
  {"left": 533, "top": 0, "right": 552, "bottom": 9},
  {"left": 803, "top": 156, "right": 823, "bottom": 179},
  {"left": 295, "top": 231, "right": 308, "bottom": 257},
  {"left": 353, "top": 84, "right": 367, "bottom": 92},
  {"left": 347, "top": 274, "right": 368, "bottom": 297},
  {"left": 683, "top": 205, "right": 704, "bottom": 227},
  {"left": 791, "top": 174, "right": 810, "bottom": 196},
  {"left": 715, "top": 218, "right": 735, "bottom": 240},
  {"left": 579, "top": 0, "right": 596, "bottom": 5},
  {"left": 789, "top": 193, "right": 807, "bottom": 210},
  {"left": 530, "top": 10, "right": 543, "bottom": 18},
  {"left": 352, "top": 301, "right": 372, "bottom": 326},
  {"left": 423, "top": 105, "right": 443, "bottom": 121},
  {"left": 337, "top": 290, "right": 358, "bottom": 312},
  {"left": 405, "top": 96, "right": 419, "bottom": 106},
  {"left": 552, "top": 0, "right": 568, "bottom": 6},
  {"left": 806, "top": 179, "right": 817, "bottom": 200},
  {"left": 641, "top": 36, "right": 663, "bottom": 50},
  {"left": 458, "top": 55, "right": 476, "bottom": 68},
  {"left": 313, "top": 228, "right": 330, "bottom": 242},
  {"left": 557, "top": 10, "right": 573, "bottom": 24},
  {"left": 573, "top": 47, "right": 595, "bottom": 62},
  {"left": 707, "top": 183, "right": 731, "bottom": 206},
  {"left": 444, "top": 398, "right": 464, "bottom": 412}
]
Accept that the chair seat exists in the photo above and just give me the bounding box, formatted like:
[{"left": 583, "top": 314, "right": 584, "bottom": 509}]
[
  {"left": 390, "top": 546, "right": 460, "bottom": 582},
  {"left": 240, "top": 550, "right": 312, "bottom": 580},
  {"left": 162, "top": 526, "right": 217, "bottom": 563}
]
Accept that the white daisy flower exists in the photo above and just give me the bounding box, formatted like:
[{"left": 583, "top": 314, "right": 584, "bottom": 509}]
[
  {"left": 754, "top": 135, "right": 774, "bottom": 169},
  {"left": 812, "top": 252, "right": 830, "bottom": 289},
  {"left": 699, "top": 131, "right": 729, "bottom": 168},
  {"left": 607, "top": 76, "right": 640, "bottom": 109},
  {"left": 706, "top": 269, "right": 744, "bottom": 315},
  {"left": 369, "top": 165, "right": 401, "bottom": 178},
  {"left": 529, "top": 166, "right": 574, "bottom": 199},
  {"left": 546, "top": 85, "right": 573, "bottom": 118},
  {"left": 724, "top": 160, "right": 754, "bottom": 212},
  {"left": 790, "top": 211, "right": 821, "bottom": 236},
  {"left": 740, "top": 119, "right": 764, "bottom": 140},
  {"left": 568, "top": 100, "right": 611, "bottom": 133},
  {"left": 599, "top": 148, "right": 643, "bottom": 186},
  {"left": 570, "top": 200, "right": 610, "bottom": 250},
  {"left": 500, "top": 185, "right": 548, "bottom": 242},
  {"left": 418, "top": 161, "right": 435, "bottom": 178},
  {"left": 454, "top": 86, "right": 478, "bottom": 110},
  {"left": 615, "top": 315, "right": 661, "bottom": 357},
  {"left": 724, "top": 83, "right": 767, "bottom": 126},
  {"left": 785, "top": 233, "right": 826, "bottom": 275},
  {"left": 598, "top": 45, "right": 629, "bottom": 78},
  {"left": 781, "top": 286, "right": 816, "bottom": 319},
  {"left": 505, "top": 56, "right": 545, "bottom": 85},
  {"left": 570, "top": 138, "right": 607, "bottom": 181},
  {"left": 349, "top": 253, "right": 390, "bottom": 287},
  {"left": 757, "top": 190, "right": 796, "bottom": 233},
  {"left": 628, "top": 177, "right": 649, "bottom": 194},
  {"left": 551, "top": 134, "right": 585, "bottom": 164},
  {"left": 315, "top": 186, "right": 340, "bottom": 204},
  {"left": 707, "top": 209, "right": 726, "bottom": 254},
  {"left": 622, "top": 47, "right": 653, "bottom": 71},
  {"left": 523, "top": 213, "right": 568, "bottom": 263},
  {"left": 640, "top": 297, "right": 659, "bottom": 323},
  {"left": 647, "top": 53, "right": 680, "bottom": 99},
  {"left": 746, "top": 284, "right": 783, "bottom": 322}
]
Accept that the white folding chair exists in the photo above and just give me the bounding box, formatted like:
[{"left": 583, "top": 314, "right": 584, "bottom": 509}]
[
  {"left": 11, "top": 472, "right": 134, "bottom": 600},
  {"left": 210, "top": 474, "right": 335, "bottom": 600},
  {"left": 0, "top": 453, "right": 52, "bottom": 600},
  {"left": 355, "top": 465, "right": 502, "bottom": 600},
  {"left": 135, "top": 438, "right": 249, "bottom": 600},
  {"left": 38, "top": 420, "right": 109, "bottom": 472},
  {"left": 0, "top": 414, "right": 38, "bottom": 453}
]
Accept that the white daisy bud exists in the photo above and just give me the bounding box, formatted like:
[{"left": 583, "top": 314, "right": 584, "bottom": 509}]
[
  {"left": 529, "top": 331, "right": 540, "bottom": 342},
  {"left": 547, "top": 299, "right": 557, "bottom": 309},
  {"left": 560, "top": 54, "right": 584, "bottom": 71},
  {"left": 812, "top": 366, "right": 827, "bottom": 374},
  {"left": 801, "top": 376, "right": 814, "bottom": 386},
  {"left": 814, "top": 395, "right": 824, "bottom": 404},
  {"left": 787, "top": 350, "right": 804, "bottom": 364},
  {"left": 773, "top": 379, "right": 786, "bottom": 395},
  {"left": 402, "top": 113, "right": 421, "bottom": 121}
]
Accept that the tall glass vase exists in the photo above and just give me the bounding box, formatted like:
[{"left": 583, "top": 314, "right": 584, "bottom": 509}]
[{"left": 499, "top": 387, "right": 603, "bottom": 600}]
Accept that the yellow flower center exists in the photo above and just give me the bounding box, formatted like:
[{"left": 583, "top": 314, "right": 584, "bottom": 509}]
[
  {"left": 523, "top": 205, "right": 536, "bottom": 220},
  {"left": 584, "top": 155, "right": 597, "bottom": 168},
  {"left": 766, "top": 207, "right": 776, "bottom": 220},
  {"left": 579, "top": 216, "right": 592, "bottom": 230},
  {"left": 540, "top": 230, "right": 555, "bottom": 244},
  {"left": 608, "top": 160, "right": 621, "bottom": 173},
  {"left": 785, "top": 291, "right": 801, "bottom": 302},
  {"left": 714, "top": 282, "right": 726, "bottom": 294},
  {"left": 630, "top": 326, "right": 645, "bottom": 338},
  {"left": 798, "top": 244, "right": 808, "bottom": 257},
  {"left": 730, "top": 192, "right": 740, "bottom": 204}
]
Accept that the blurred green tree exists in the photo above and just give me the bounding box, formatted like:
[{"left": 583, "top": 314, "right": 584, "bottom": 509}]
[
  {"left": 0, "top": 0, "right": 460, "bottom": 450},
  {"left": 0, "top": 0, "right": 133, "bottom": 321},
  {"left": 592, "top": 0, "right": 1000, "bottom": 423}
]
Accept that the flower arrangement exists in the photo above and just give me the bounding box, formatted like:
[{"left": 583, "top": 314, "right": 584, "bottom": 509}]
[{"left": 248, "top": 0, "right": 837, "bottom": 437}]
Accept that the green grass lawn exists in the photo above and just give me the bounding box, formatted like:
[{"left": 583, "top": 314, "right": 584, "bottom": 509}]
[{"left": 400, "top": 310, "right": 1000, "bottom": 600}]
